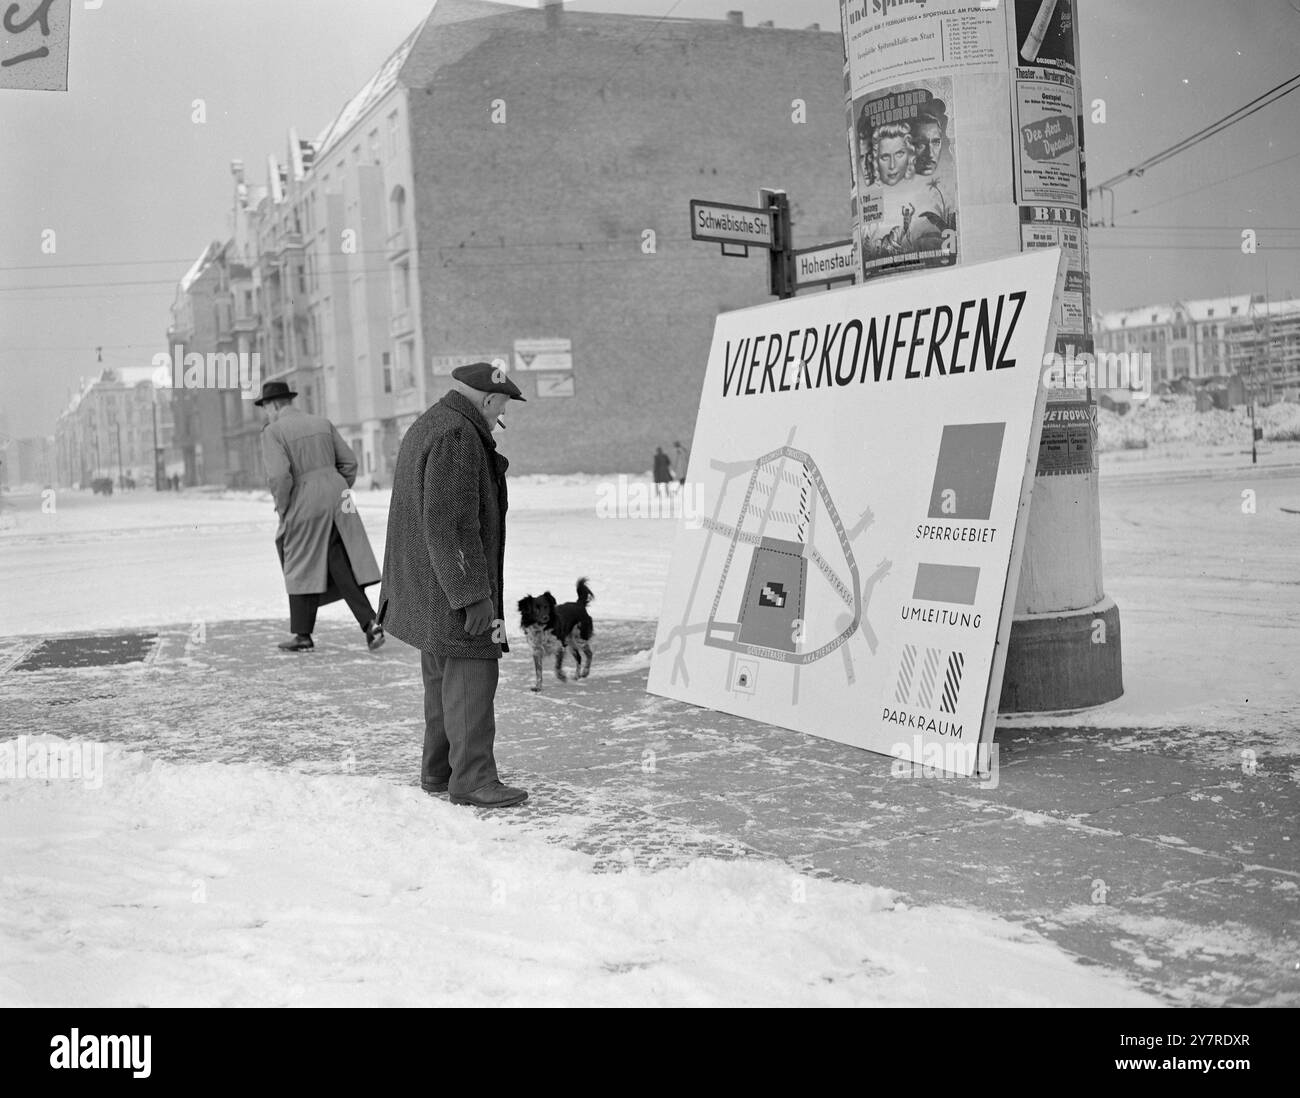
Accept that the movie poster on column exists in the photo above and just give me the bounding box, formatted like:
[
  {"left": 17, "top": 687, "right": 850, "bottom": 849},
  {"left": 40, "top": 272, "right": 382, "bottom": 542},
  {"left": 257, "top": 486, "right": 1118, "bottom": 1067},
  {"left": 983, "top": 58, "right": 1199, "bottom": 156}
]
[
  {"left": 1009, "top": 0, "right": 1080, "bottom": 208},
  {"left": 854, "top": 78, "right": 960, "bottom": 282},
  {"left": 1008, "top": 0, "right": 1088, "bottom": 352}
]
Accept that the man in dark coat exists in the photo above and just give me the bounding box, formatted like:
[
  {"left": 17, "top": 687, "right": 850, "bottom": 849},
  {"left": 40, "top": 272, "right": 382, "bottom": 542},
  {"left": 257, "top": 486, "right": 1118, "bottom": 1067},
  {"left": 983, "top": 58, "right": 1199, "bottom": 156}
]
[
  {"left": 378, "top": 363, "right": 529, "bottom": 809},
  {"left": 652, "top": 446, "right": 673, "bottom": 498},
  {"left": 257, "top": 380, "right": 384, "bottom": 652}
]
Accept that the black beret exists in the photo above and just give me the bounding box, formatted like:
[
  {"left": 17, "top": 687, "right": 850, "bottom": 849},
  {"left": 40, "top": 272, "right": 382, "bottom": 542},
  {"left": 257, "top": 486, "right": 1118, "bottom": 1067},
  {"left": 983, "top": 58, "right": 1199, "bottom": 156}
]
[{"left": 451, "top": 361, "right": 526, "bottom": 401}]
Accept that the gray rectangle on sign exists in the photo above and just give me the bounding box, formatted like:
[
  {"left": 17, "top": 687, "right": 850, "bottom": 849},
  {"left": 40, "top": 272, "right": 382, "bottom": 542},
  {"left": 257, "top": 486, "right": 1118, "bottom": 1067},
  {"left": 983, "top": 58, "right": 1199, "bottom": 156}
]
[
  {"left": 912, "top": 563, "right": 980, "bottom": 605},
  {"left": 928, "top": 422, "right": 1006, "bottom": 520}
]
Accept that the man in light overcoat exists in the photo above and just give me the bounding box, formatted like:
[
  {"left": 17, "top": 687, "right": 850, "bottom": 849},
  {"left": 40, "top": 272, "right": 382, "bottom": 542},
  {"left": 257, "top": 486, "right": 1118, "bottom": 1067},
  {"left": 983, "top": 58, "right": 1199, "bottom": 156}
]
[{"left": 257, "top": 380, "right": 384, "bottom": 652}]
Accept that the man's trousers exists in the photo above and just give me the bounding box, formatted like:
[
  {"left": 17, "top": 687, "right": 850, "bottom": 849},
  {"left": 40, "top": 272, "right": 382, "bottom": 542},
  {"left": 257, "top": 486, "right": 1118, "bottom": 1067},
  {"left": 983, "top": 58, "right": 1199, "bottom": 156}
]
[
  {"left": 421, "top": 649, "right": 500, "bottom": 797},
  {"left": 287, "top": 524, "right": 376, "bottom": 635}
]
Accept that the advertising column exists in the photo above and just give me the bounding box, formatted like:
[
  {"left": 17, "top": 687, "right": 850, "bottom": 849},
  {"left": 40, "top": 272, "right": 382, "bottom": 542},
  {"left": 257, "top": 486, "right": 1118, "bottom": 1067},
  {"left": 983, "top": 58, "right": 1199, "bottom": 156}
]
[{"left": 839, "top": 0, "right": 1122, "bottom": 711}]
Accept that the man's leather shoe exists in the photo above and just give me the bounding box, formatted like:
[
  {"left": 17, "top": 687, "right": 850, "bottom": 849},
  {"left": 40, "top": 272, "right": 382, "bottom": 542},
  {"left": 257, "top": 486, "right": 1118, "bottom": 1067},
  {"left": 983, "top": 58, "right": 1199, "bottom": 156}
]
[
  {"left": 421, "top": 779, "right": 449, "bottom": 794},
  {"left": 449, "top": 780, "right": 529, "bottom": 808},
  {"left": 277, "top": 634, "right": 314, "bottom": 651},
  {"left": 365, "top": 620, "right": 385, "bottom": 651}
]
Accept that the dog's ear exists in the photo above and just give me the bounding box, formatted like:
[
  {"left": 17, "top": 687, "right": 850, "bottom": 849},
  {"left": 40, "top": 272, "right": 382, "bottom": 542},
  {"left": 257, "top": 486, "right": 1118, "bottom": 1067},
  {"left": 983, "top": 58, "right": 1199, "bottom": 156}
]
[{"left": 517, "top": 595, "right": 532, "bottom": 612}]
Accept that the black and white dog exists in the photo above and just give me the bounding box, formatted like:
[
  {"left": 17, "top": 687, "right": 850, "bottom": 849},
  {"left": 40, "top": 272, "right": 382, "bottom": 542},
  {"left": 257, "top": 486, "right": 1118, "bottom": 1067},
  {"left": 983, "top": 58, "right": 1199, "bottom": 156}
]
[{"left": 516, "top": 578, "right": 594, "bottom": 691}]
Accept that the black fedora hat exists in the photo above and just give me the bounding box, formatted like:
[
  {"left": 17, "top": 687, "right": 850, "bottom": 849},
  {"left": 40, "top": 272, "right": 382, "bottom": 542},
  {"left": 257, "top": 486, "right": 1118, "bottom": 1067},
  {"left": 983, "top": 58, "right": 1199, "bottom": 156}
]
[{"left": 253, "top": 380, "right": 298, "bottom": 407}]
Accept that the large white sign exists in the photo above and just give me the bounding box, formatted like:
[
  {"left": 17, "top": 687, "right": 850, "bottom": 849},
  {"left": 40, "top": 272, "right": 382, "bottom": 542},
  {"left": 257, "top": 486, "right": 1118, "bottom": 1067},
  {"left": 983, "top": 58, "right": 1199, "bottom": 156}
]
[{"left": 647, "top": 249, "right": 1065, "bottom": 776}]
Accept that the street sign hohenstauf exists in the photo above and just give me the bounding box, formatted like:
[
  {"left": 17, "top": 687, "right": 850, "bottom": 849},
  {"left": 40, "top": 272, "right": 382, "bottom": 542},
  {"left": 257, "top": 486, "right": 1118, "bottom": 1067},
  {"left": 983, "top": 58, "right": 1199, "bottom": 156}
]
[
  {"left": 690, "top": 200, "right": 774, "bottom": 248},
  {"left": 793, "top": 240, "right": 855, "bottom": 286}
]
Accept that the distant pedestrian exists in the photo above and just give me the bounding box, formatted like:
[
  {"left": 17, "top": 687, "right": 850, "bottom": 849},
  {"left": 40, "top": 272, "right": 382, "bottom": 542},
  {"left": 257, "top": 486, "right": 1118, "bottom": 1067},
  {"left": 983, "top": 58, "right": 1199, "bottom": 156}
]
[
  {"left": 673, "top": 439, "right": 689, "bottom": 485},
  {"left": 379, "top": 363, "right": 529, "bottom": 809},
  {"left": 256, "top": 380, "right": 384, "bottom": 653},
  {"left": 653, "top": 446, "right": 673, "bottom": 498},
  {"left": 171, "top": 473, "right": 180, "bottom": 491}
]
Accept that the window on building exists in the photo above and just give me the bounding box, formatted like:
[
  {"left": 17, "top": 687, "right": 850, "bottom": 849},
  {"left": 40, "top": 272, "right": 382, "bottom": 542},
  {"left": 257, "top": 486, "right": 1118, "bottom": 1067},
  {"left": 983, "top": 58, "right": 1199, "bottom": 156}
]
[
  {"left": 366, "top": 450, "right": 373, "bottom": 473},
  {"left": 382, "top": 350, "right": 392, "bottom": 394},
  {"left": 304, "top": 384, "right": 313, "bottom": 414},
  {"left": 398, "top": 339, "right": 415, "bottom": 390},
  {"left": 390, "top": 185, "right": 406, "bottom": 232},
  {"left": 393, "top": 260, "right": 411, "bottom": 311},
  {"left": 387, "top": 110, "right": 399, "bottom": 159},
  {"left": 368, "top": 128, "right": 381, "bottom": 164}
]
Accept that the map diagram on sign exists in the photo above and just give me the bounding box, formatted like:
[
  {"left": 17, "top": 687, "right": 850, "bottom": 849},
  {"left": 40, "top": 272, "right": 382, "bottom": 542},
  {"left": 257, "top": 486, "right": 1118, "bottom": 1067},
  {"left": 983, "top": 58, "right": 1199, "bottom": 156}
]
[{"left": 655, "top": 427, "right": 891, "bottom": 702}]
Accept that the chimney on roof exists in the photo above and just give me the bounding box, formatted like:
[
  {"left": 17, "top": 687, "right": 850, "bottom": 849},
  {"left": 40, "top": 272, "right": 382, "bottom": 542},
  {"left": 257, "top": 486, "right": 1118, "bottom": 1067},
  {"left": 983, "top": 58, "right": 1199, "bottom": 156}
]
[
  {"left": 726, "top": 11, "right": 743, "bottom": 26},
  {"left": 543, "top": 0, "right": 562, "bottom": 30}
]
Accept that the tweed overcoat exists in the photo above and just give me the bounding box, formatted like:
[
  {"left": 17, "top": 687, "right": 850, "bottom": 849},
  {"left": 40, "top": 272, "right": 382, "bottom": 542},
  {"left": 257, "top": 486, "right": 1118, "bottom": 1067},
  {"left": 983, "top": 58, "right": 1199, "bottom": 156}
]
[
  {"left": 261, "top": 406, "right": 381, "bottom": 597},
  {"left": 378, "top": 390, "right": 509, "bottom": 658}
]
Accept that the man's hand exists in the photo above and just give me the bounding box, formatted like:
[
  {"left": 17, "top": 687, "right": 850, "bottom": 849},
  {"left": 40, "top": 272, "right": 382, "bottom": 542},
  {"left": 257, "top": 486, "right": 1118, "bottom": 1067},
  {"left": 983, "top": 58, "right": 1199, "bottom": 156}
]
[{"left": 463, "top": 597, "right": 494, "bottom": 635}]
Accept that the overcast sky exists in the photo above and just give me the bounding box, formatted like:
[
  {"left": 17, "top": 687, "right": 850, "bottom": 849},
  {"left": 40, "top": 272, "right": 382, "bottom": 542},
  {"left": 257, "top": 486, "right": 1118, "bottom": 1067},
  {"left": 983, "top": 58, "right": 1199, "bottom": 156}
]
[{"left": 2, "top": 0, "right": 1298, "bottom": 435}]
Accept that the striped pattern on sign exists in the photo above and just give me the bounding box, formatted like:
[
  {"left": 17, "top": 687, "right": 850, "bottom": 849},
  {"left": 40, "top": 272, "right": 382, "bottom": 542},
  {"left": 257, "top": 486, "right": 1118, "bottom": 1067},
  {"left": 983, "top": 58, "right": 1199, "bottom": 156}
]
[
  {"left": 917, "top": 647, "right": 941, "bottom": 708},
  {"left": 941, "top": 651, "right": 964, "bottom": 714},
  {"left": 895, "top": 645, "right": 967, "bottom": 713},
  {"left": 896, "top": 644, "right": 917, "bottom": 704}
]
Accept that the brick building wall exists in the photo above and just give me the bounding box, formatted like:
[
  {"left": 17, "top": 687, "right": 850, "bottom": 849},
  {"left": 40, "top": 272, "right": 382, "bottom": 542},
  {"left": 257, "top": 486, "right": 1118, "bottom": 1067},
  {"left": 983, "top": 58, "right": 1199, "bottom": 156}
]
[{"left": 404, "top": 4, "right": 847, "bottom": 473}]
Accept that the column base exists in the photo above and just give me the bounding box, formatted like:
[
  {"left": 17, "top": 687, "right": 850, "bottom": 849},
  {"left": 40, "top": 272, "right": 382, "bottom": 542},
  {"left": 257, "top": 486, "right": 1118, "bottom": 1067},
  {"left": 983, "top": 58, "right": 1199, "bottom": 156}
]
[{"left": 998, "top": 597, "right": 1123, "bottom": 713}]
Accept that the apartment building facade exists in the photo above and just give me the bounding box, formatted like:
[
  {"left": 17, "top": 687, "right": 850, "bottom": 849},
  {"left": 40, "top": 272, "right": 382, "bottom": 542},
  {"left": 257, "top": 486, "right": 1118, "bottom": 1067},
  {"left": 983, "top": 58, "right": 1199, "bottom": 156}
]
[
  {"left": 54, "top": 369, "right": 176, "bottom": 488},
  {"left": 174, "top": 0, "right": 847, "bottom": 481},
  {"left": 1096, "top": 293, "right": 1300, "bottom": 402}
]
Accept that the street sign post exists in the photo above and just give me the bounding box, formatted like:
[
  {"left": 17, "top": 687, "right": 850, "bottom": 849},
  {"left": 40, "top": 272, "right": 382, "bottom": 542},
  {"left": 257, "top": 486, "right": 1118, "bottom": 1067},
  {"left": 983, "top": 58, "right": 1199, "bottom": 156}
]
[
  {"left": 691, "top": 192, "right": 850, "bottom": 301},
  {"left": 793, "top": 239, "right": 855, "bottom": 290},
  {"left": 689, "top": 200, "right": 774, "bottom": 249}
]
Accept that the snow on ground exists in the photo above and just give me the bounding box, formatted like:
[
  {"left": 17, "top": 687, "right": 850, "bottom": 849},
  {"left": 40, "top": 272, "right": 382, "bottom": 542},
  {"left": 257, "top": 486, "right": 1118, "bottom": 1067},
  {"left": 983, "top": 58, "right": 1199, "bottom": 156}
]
[
  {"left": 3, "top": 457, "right": 1297, "bottom": 755},
  {"left": 0, "top": 739, "right": 1160, "bottom": 1007},
  {"left": 1000, "top": 454, "right": 1300, "bottom": 762},
  {"left": 1, "top": 454, "right": 1296, "bottom": 1005},
  {"left": 0, "top": 475, "right": 679, "bottom": 635},
  {"left": 1098, "top": 395, "right": 1300, "bottom": 452}
]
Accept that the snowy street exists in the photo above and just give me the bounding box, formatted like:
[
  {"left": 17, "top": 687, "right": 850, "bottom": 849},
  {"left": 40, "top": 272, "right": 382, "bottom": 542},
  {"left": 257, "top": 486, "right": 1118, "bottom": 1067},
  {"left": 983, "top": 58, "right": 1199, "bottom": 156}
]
[{"left": 2, "top": 456, "right": 1298, "bottom": 1006}]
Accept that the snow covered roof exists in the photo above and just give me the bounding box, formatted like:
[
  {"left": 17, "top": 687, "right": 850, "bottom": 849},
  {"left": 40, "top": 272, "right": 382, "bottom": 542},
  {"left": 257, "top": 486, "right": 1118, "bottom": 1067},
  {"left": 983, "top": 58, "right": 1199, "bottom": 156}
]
[
  {"left": 1097, "top": 292, "right": 1300, "bottom": 331},
  {"left": 312, "top": 14, "right": 431, "bottom": 158},
  {"left": 178, "top": 241, "right": 222, "bottom": 294},
  {"left": 1182, "top": 295, "right": 1256, "bottom": 323},
  {"left": 1096, "top": 304, "right": 1177, "bottom": 331}
]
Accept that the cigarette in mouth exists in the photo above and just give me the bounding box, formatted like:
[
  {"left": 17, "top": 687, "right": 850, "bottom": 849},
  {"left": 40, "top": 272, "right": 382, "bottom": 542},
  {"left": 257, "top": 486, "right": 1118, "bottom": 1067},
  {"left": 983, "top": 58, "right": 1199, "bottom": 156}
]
[{"left": 1023, "top": 0, "right": 1059, "bottom": 63}]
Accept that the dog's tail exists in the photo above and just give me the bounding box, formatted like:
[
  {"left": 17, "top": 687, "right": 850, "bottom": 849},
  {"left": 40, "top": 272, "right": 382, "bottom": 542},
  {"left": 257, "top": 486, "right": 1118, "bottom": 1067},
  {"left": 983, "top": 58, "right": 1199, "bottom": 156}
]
[{"left": 576, "top": 577, "right": 594, "bottom": 605}]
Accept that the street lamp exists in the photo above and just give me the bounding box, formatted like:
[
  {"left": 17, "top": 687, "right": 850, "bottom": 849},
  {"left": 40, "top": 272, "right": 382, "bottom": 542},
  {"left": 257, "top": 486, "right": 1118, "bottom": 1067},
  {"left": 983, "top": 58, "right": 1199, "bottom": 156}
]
[
  {"left": 152, "top": 395, "right": 163, "bottom": 490},
  {"left": 113, "top": 415, "right": 124, "bottom": 489}
]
